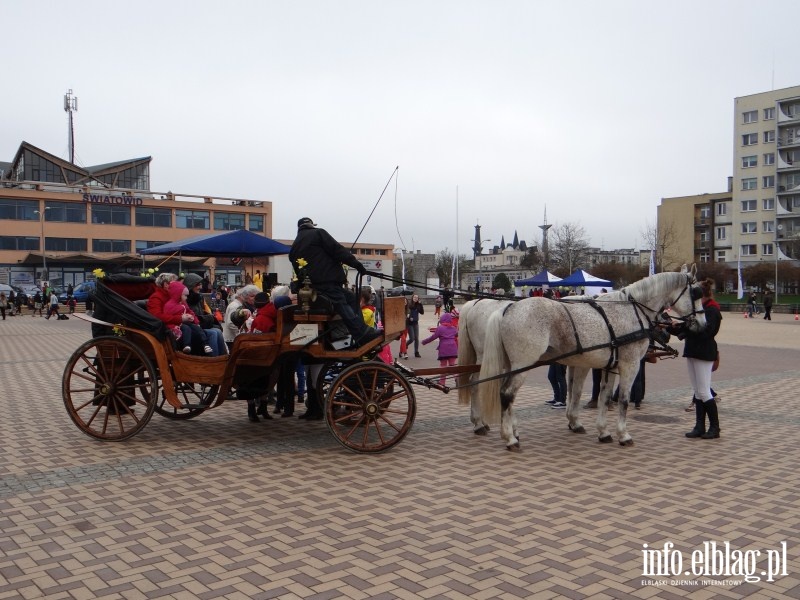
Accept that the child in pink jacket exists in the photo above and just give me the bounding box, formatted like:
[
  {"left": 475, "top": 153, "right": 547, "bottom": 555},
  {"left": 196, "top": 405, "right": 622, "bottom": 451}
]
[
  {"left": 163, "top": 281, "right": 213, "bottom": 355},
  {"left": 421, "top": 312, "right": 458, "bottom": 385}
]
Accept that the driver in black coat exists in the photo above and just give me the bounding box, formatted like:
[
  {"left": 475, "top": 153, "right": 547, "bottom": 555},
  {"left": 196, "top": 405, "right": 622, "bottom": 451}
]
[{"left": 289, "top": 217, "right": 380, "bottom": 347}]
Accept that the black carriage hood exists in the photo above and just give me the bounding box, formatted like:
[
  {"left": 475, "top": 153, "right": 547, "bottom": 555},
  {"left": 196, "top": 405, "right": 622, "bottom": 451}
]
[{"left": 91, "top": 274, "right": 167, "bottom": 341}]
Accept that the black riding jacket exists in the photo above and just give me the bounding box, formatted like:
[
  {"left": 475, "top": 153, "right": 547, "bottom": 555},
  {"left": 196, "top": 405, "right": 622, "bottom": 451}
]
[{"left": 289, "top": 226, "right": 364, "bottom": 286}]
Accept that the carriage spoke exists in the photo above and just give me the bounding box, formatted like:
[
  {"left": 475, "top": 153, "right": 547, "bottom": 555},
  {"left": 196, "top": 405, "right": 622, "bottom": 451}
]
[
  {"left": 63, "top": 337, "right": 157, "bottom": 441},
  {"left": 325, "top": 362, "right": 415, "bottom": 453}
]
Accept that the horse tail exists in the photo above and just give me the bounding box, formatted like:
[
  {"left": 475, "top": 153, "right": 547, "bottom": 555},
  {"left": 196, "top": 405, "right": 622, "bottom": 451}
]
[
  {"left": 457, "top": 302, "right": 477, "bottom": 406},
  {"left": 477, "top": 308, "right": 506, "bottom": 424}
]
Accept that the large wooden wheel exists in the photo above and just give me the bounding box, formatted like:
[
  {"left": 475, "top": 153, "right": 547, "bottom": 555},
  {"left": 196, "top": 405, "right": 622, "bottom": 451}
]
[
  {"left": 62, "top": 336, "right": 158, "bottom": 441},
  {"left": 325, "top": 361, "right": 415, "bottom": 453}
]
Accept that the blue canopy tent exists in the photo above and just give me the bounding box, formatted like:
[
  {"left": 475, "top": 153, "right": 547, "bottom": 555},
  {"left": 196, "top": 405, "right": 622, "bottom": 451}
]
[
  {"left": 514, "top": 270, "right": 563, "bottom": 287},
  {"left": 558, "top": 269, "right": 613, "bottom": 296},
  {"left": 138, "top": 229, "right": 291, "bottom": 272}
]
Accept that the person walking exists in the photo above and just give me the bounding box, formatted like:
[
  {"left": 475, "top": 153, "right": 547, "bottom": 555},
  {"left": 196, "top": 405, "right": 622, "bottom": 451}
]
[
  {"left": 405, "top": 294, "right": 425, "bottom": 358},
  {"left": 671, "top": 278, "right": 723, "bottom": 439},
  {"left": 546, "top": 363, "right": 568, "bottom": 409},
  {"left": 763, "top": 290, "right": 773, "bottom": 321},
  {"left": 0, "top": 292, "right": 7, "bottom": 320},
  {"left": 421, "top": 312, "right": 458, "bottom": 386}
]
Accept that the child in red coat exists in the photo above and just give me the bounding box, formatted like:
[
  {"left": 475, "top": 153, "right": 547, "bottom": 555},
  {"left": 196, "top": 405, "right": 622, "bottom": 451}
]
[{"left": 163, "top": 281, "right": 212, "bottom": 355}]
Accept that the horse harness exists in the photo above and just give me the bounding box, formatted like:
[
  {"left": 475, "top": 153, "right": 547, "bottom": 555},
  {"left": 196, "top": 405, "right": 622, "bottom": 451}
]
[{"left": 555, "top": 298, "right": 652, "bottom": 371}]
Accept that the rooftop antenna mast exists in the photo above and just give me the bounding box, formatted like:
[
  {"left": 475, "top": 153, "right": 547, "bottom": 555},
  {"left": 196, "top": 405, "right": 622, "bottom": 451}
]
[
  {"left": 64, "top": 89, "right": 78, "bottom": 163},
  {"left": 538, "top": 206, "right": 552, "bottom": 270}
]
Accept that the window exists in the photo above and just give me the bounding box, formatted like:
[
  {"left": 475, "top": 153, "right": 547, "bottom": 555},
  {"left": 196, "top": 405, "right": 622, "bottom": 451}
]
[
  {"left": 743, "top": 110, "right": 758, "bottom": 124},
  {"left": 764, "top": 107, "right": 775, "bottom": 120},
  {"left": 700, "top": 206, "right": 711, "bottom": 219},
  {"left": 376, "top": 249, "right": 387, "bottom": 256},
  {"left": 742, "top": 133, "right": 758, "bottom": 146},
  {"left": 213, "top": 212, "right": 245, "bottom": 231},
  {"left": 91, "top": 205, "right": 131, "bottom": 225},
  {"left": 0, "top": 236, "right": 39, "bottom": 250},
  {"left": 741, "top": 244, "right": 757, "bottom": 256},
  {"left": 43, "top": 201, "right": 86, "bottom": 223},
  {"left": 763, "top": 198, "right": 775, "bottom": 210},
  {"left": 762, "top": 243, "right": 774, "bottom": 255},
  {"left": 135, "top": 240, "right": 170, "bottom": 252},
  {"left": 699, "top": 251, "right": 710, "bottom": 263},
  {"left": 135, "top": 207, "right": 172, "bottom": 227},
  {"left": 92, "top": 239, "right": 131, "bottom": 253},
  {"left": 741, "top": 222, "right": 757, "bottom": 234},
  {"left": 742, "top": 155, "right": 757, "bottom": 168},
  {"left": 715, "top": 250, "right": 726, "bottom": 262},
  {"left": 764, "top": 130, "right": 776, "bottom": 143},
  {"left": 0, "top": 198, "right": 39, "bottom": 220},
  {"left": 716, "top": 226, "right": 727, "bottom": 240},
  {"left": 45, "top": 237, "right": 87, "bottom": 252},
  {"left": 764, "top": 152, "right": 775, "bottom": 165},
  {"left": 716, "top": 203, "right": 727, "bottom": 216},
  {"left": 742, "top": 178, "right": 757, "bottom": 191},
  {"left": 763, "top": 221, "right": 774, "bottom": 233},
  {"left": 176, "top": 209, "right": 210, "bottom": 229},
  {"left": 248, "top": 213, "right": 264, "bottom": 232},
  {"left": 763, "top": 175, "right": 775, "bottom": 188},
  {"left": 741, "top": 199, "right": 757, "bottom": 211},
  {"left": 700, "top": 230, "right": 710, "bottom": 242}
]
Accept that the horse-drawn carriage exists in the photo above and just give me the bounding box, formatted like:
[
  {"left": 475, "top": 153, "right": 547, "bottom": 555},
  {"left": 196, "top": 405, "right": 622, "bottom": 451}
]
[
  {"left": 62, "top": 269, "right": 707, "bottom": 453},
  {"left": 62, "top": 274, "right": 420, "bottom": 453}
]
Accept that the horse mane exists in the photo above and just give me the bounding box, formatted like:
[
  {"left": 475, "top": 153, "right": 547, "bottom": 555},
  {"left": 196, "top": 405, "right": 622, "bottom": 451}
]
[{"left": 619, "top": 272, "right": 688, "bottom": 303}]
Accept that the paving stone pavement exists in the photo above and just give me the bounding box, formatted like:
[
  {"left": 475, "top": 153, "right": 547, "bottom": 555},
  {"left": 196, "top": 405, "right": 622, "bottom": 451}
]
[{"left": 1, "top": 309, "right": 799, "bottom": 599}]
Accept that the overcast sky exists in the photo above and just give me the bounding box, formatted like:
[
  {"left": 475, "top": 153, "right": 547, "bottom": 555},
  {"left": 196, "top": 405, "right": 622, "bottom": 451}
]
[{"left": 4, "top": 0, "right": 800, "bottom": 255}]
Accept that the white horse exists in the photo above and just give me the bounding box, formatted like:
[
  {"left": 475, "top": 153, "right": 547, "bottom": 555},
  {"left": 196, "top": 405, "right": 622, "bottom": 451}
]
[
  {"left": 477, "top": 269, "right": 707, "bottom": 450},
  {"left": 456, "top": 298, "right": 514, "bottom": 435}
]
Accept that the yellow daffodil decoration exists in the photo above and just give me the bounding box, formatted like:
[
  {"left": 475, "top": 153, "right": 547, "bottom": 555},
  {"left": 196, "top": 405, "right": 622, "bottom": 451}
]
[
  {"left": 293, "top": 257, "right": 309, "bottom": 282},
  {"left": 92, "top": 268, "right": 106, "bottom": 279},
  {"left": 139, "top": 267, "right": 160, "bottom": 278}
]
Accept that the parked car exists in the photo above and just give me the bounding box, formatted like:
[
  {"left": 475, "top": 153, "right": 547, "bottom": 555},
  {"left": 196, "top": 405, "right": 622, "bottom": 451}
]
[
  {"left": 58, "top": 281, "right": 96, "bottom": 304},
  {"left": 385, "top": 285, "right": 413, "bottom": 297}
]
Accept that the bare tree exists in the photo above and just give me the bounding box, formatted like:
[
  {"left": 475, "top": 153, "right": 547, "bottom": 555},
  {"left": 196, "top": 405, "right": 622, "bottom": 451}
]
[
  {"left": 550, "top": 222, "right": 591, "bottom": 274},
  {"left": 520, "top": 246, "right": 542, "bottom": 271},
  {"left": 434, "top": 248, "right": 471, "bottom": 288},
  {"left": 642, "top": 220, "right": 685, "bottom": 273}
]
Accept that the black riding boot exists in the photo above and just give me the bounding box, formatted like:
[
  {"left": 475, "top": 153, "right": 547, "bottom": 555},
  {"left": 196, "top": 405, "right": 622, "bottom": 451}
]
[
  {"left": 685, "top": 398, "right": 706, "bottom": 438},
  {"left": 256, "top": 396, "right": 273, "bottom": 420},
  {"left": 247, "top": 399, "right": 260, "bottom": 423},
  {"left": 298, "top": 387, "right": 323, "bottom": 420},
  {"left": 700, "top": 399, "right": 720, "bottom": 439}
]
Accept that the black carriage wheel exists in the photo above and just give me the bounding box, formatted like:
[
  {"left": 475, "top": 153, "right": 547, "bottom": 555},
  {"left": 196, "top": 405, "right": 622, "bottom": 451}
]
[
  {"left": 325, "top": 361, "right": 416, "bottom": 453},
  {"left": 152, "top": 381, "right": 217, "bottom": 420},
  {"left": 316, "top": 360, "right": 348, "bottom": 403},
  {"left": 62, "top": 336, "right": 157, "bottom": 441}
]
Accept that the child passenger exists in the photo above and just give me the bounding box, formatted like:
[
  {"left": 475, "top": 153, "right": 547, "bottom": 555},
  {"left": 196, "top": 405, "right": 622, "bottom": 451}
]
[{"left": 163, "top": 281, "right": 213, "bottom": 355}]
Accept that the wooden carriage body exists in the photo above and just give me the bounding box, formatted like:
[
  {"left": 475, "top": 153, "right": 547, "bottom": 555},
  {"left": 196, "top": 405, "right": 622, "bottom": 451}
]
[{"left": 62, "top": 276, "right": 414, "bottom": 452}]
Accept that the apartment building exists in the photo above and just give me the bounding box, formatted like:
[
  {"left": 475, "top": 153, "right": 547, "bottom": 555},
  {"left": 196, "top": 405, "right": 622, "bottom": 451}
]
[
  {"left": 659, "top": 85, "right": 800, "bottom": 272},
  {"left": 733, "top": 85, "right": 800, "bottom": 265}
]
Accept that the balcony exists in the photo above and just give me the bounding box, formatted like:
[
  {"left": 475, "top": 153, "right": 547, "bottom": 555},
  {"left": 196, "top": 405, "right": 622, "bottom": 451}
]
[{"left": 694, "top": 218, "right": 710, "bottom": 228}]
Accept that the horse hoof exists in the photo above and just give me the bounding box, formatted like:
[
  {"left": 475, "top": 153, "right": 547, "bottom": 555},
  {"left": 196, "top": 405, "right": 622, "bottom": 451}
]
[
  {"left": 599, "top": 435, "right": 613, "bottom": 443},
  {"left": 473, "top": 426, "right": 488, "bottom": 436},
  {"left": 569, "top": 424, "right": 586, "bottom": 434},
  {"left": 506, "top": 442, "right": 521, "bottom": 452},
  {"left": 619, "top": 439, "right": 634, "bottom": 447}
]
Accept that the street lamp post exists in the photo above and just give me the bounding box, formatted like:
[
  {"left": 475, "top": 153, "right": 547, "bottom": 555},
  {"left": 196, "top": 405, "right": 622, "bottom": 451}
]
[{"left": 33, "top": 207, "right": 50, "bottom": 284}]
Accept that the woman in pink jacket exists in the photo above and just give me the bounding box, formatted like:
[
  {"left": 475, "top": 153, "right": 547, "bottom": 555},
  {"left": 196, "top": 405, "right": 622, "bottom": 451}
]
[{"left": 421, "top": 312, "right": 458, "bottom": 386}]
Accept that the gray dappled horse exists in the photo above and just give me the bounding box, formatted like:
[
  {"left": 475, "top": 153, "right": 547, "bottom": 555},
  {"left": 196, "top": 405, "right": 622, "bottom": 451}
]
[
  {"left": 477, "top": 269, "right": 707, "bottom": 450},
  {"left": 457, "top": 298, "right": 515, "bottom": 435}
]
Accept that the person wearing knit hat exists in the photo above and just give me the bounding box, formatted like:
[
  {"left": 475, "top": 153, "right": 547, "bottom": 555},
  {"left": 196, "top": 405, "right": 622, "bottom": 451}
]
[{"left": 184, "top": 273, "right": 225, "bottom": 356}]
